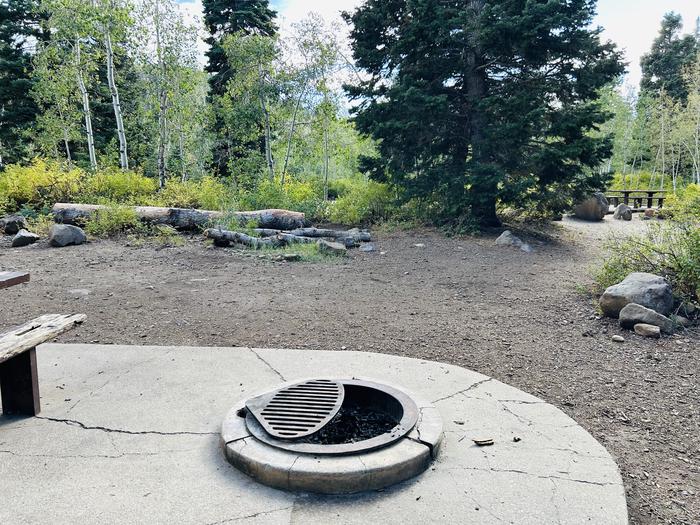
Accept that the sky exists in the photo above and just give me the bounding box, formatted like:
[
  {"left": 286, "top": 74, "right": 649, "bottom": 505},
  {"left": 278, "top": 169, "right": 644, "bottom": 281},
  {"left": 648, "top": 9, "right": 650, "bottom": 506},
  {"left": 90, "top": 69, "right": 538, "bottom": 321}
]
[{"left": 180, "top": 0, "right": 700, "bottom": 90}]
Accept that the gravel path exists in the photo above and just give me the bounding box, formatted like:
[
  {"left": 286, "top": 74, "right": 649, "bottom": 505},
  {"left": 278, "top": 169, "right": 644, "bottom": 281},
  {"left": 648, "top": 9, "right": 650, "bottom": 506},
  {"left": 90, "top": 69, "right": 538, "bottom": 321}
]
[{"left": 0, "top": 215, "right": 697, "bottom": 524}]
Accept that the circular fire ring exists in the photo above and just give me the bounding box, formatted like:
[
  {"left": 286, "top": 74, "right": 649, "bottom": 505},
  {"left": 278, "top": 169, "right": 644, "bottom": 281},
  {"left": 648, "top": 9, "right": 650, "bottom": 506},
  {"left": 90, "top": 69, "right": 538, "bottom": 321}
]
[{"left": 221, "top": 378, "right": 443, "bottom": 494}]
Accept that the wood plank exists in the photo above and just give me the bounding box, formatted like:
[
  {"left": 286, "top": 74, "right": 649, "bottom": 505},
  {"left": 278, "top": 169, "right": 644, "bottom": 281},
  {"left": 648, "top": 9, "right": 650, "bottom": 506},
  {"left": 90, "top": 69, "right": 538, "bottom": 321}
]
[
  {"left": 0, "top": 314, "right": 86, "bottom": 364},
  {"left": 0, "top": 271, "right": 30, "bottom": 290}
]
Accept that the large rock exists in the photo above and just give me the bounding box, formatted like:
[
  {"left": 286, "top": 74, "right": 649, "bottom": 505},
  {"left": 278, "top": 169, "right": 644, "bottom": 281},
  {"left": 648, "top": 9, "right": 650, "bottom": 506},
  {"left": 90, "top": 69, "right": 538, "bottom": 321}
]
[
  {"left": 1, "top": 214, "right": 28, "bottom": 235},
  {"left": 573, "top": 192, "right": 608, "bottom": 221},
  {"left": 49, "top": 224, "right": 87, "bottom": 248},
  {"left": 599, "top": 272, "right": 673, "bottom": 317},
  {"left": 612, "top": 204, "right": 632, "bottom": 221},
  {"left": 494, "top": 230, "right": 533, "bottom": 253},
  {"left": 11, "top": 229, "right": 40, "bottom": 247},
  {"left": 317, "top": 239, "right": 347, "bottom": 256},
  {"left": 619, "top": 303, "right": 674, "bottom": 334}
]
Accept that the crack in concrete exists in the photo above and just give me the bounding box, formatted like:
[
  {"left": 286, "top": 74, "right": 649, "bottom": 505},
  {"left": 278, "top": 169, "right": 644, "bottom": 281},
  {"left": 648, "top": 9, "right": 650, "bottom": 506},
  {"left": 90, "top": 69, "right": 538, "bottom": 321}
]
[
  {"left": 37, "top": 417, "right": 218, "bottom": 437},
  {"left": 432, "top": 378, "right": 493, "bottom": 403},
  {"left": 0, "top": 449, "right": 193, "bottom": 459},
  {"left": 204, "top": 505, "right": 294, "bottom": 524},
  {"left": 249, "top": 349, "right": 286, "bottom": 381},
  {"left": 445, "top": 466, "right": 620, "bottom": 487}
]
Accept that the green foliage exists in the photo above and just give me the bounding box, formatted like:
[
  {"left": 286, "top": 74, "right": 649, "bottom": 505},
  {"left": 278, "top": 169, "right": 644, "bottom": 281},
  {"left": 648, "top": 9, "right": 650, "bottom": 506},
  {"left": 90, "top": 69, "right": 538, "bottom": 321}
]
[
  {"left": 328, "top": 178, "right": 392, "bottom": 225},
  {"left": 83, "top": 168, "right": 158, "bottom": 203},
  {"left": 84, "top": 204, "right": 144, "bottom": 237},
  {"left": 0, "top": 158, "right": 83, "bottom": 210},
  {"left": 151, "top": 177, "right": 235, "bottom": 210},
  {"left": 26, "top": 214, "right": 54, "bottom": 236},
  {"left": 345, "top": 0, "right": 624, "bottom": 228},
  {"left": 149, "top": 224, "right": 185, "bottom": 247},
  {"left": 238, "top": 178, "right": 324, "bottom": 219},
  {"left": 640, "top": 12, "right": 699, "bottom": 102},
  {"left": 595, "top": 220, "right": 700, "bottom": 303},
  {"left": 663, "top": 183, "right": 700, "bottom": 219}
]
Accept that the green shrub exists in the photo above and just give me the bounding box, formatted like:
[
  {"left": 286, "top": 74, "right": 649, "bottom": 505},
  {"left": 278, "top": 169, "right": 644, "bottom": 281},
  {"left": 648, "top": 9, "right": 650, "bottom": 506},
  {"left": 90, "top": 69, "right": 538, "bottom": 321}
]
[
  {"left": 150, "top": 177, "right": 235, "bottom": 210},
  {"left": 595, "top": 220, "right": 700, "bottom": 303},
  {"left": 328, "top": 179, "right": 393, "bottom": 225},
  {"left": 238, "top": 178, "right": 324, "bottom": 219},
  {"left": 662, "top": 184, "right": 700, "bottom": 220},
  {"left": 0, "top": 159, "right": 84, "bottom": 211},
  {"left": 84, "top": 205, "right": 145, "bottom": 237},
  {"left": 81, "top": 168, "right": 158, "bottom": 204}
]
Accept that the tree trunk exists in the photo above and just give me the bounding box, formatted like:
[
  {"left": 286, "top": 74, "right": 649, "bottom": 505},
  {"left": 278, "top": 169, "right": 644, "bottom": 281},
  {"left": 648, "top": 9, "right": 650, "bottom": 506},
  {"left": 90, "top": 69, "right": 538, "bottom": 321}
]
[
  {"left": 465, "top": 0, "right": 500, "bottom": 228},
  {"left": 52, "top": 203, "right": 308, "bottom": 230},
  {"left": 75, "top": 39, "right": 97, "bottom": 170},
  {"left": 62, "top": 127, "right": 72, "bottom": 162},
  {"left": 282, "top": 84, "right": 306, "bottom": 184},
  {"left": 155, "top": 0, "right": 167, "bottom": 188},
  {"left": 204, "top": 228, "right": 317, "bottom": 249},
  {"left": 323, "top": 117, "right": 329, "bottom": 200},
  {"left": 105, "top": 32, "right": 128, "bottom": 170},
  {"left": 259, "top": 63, "right": 274, "bottom": 182}
]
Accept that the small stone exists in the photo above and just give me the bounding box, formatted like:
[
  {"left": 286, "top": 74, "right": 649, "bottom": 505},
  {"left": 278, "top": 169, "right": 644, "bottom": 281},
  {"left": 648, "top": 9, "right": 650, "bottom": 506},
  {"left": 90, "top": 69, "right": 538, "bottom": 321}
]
[
  {"left": 613, "top": 204, "right": 633, "bottom": 221},
  {"left": 619, "top": 303, "right": 674, "bottom": 334},
  {"left": 612, "top": 335, "right": 625, "bottom": 342},
  {"left": 360, "top": 243, "right": 376, "bottom": 253},
  {"left": 643, "top": 209, "right": 656, "bottom": 220},
  {"left": 340, "top": 345, "right": 347, "bottom": 350},
  {"left": 11, "top": 229, "right": 40, "bottom": 247},
  {"left": 634, "top": 323, "right": 661, "bottom": 338},
  {"left": 317, "top": 239, "right": 347, "bottom": 256},
  {"left": 414, "top": 243, "right": 425, "bottom": 248}
]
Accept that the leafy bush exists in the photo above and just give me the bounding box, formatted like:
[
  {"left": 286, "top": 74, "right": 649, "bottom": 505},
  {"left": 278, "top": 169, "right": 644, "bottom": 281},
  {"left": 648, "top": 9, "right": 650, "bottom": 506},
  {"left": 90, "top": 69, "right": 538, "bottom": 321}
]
[
  {"left": 150, "top": 177, "right": 235, "bottom": 210},
  {"left": 595, "top": 220, "right": 700, "bottom": 303},
  {"left": 238, "top": 178, "right": 324, "bottom": 219},
  {"left": 84, "top": 205, "right": 145, "bottom": 237},
  {"left": 26, "top": 214, "right": 55, "bottom": 237},
  {"left": 0, "top": 159, "right": 83, "bottom": 210},
  {"left": 662, "top": 184, "right": 700, "bottom": 220},
  {"left": 328, "top": 178, "right": 393, "bottom": 225},
  {"left": 82, "top": 168, "right": 158, "bottom": 204}
]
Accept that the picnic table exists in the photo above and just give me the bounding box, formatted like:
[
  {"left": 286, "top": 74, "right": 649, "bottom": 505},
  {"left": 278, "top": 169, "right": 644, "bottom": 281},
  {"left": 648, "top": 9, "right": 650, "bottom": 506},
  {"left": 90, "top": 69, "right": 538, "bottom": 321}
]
[
  {"left": 0, "top": 271, "right": 86, "bottom": 416},
  {"left": 605, "top": 189, "right": 666, "bottom": 210}
]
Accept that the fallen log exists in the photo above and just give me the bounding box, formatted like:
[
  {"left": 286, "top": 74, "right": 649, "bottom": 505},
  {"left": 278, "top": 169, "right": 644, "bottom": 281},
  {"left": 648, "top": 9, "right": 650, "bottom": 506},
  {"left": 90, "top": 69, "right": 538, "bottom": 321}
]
[
  {"left": 286, "top": 227, "right": 371, "bottom": 242},
  {"left": 52, "top": 203, "right": 308, "bottom": 231},
  {"left": 204, "top": 228, "right": 317, "bottom": 249}
]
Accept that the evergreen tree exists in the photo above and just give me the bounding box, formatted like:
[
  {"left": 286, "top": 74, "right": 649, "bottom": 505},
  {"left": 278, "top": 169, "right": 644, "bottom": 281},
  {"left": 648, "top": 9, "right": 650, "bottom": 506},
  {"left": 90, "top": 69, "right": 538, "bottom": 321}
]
[
  {"left": 345, "top": 0, "right": 624, "bottom": 227},
  {"left": 641, "top": 12, "right": 699, "bottom": 102},
  {"left": 203, "top": 0, "right": 276, "bottom": 177},
  {"left": 0, "top": 0, "right": 47, "bottom": 166},
  {"left": 203, "top": 0, "right": 276, "bottom": 96}
]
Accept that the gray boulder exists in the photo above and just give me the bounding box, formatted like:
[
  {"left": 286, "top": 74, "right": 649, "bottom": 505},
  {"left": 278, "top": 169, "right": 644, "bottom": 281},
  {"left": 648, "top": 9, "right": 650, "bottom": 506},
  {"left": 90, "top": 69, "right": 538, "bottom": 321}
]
[
  {"left": 573, "top": 192, "right": 608, "bottom": 221},
  {"left": 317, "top": 239, "right": 347, "bottom": 256},
  {"left": 1, "top": 214, "right": 28, "bottom": 235},
  {"left": 11, "top": 229, "right": 40, "bottom": 247},
  {"left": 612, "top": 204, "right": 632, "bottom": 221},
  {"left": 49, "top": 224, "right": 87, "bottom": 247},
  {"left": 619, "top": 303, "right": 674, "bottom": 334},
  {"left": 494, "top": 230, "right": 533, "bottom": 253},
  {"left": 359, "top": 243, "right": 376, "bottom": 253},
  {"left": 599, "top": 272, "right": 673, "bottom": 317}
]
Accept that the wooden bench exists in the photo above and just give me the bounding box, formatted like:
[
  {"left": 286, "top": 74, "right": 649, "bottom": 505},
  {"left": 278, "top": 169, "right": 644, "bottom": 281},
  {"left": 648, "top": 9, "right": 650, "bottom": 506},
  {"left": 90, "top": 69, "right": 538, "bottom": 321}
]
[
  {"left": 0, "top": 271, "right": 30, "bottom": 290},
  {"left": 0, "top": 314, "right": 86, "bottom": 416}
]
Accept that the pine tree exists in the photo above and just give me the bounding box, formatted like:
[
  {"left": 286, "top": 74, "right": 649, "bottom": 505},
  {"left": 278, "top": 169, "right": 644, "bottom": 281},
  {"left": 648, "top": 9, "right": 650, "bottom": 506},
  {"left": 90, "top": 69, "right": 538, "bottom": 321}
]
[
  {"left": 203, "top": 0, "right": 276, "bottom": 177},
  {"left": 345, "top": 0, "right": 624, "bottom": 227},
  {"left": 0, "top": 0, "right": 47, "bottom": 166},
  {"left": 641, "top": 13, "right": 699, "bottom": 102}
]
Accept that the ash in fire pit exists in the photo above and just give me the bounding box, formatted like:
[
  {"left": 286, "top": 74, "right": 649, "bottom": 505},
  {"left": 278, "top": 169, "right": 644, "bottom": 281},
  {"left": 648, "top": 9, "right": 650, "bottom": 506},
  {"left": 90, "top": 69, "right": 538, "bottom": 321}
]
[{"left": 221, "top": 377, "right": 443, "bottom": 494}]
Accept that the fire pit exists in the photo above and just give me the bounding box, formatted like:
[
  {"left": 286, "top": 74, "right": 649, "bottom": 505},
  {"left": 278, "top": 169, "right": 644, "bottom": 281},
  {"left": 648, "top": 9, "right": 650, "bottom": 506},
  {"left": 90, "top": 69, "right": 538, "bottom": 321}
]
[{"left": 221, "top": 378, "right": 443, "bottom": 494}]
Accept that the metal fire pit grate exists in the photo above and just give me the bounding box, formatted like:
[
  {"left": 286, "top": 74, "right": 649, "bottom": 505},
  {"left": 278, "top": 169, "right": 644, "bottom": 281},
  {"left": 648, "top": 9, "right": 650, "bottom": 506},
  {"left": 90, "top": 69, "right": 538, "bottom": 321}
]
[
  {"left": 244, "top": 379, "right": 420, "bottom": 455},
  {"left": 245, "top": 379, "right": 345, "bottom": 439}
]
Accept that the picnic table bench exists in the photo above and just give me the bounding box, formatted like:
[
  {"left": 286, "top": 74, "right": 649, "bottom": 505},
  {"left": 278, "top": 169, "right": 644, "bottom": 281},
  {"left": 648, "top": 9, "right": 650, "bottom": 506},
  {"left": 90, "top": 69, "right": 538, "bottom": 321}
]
[
  {"left": 0, "top": 271, "right": 86, "bottom": 416},
  {"left": 605, "top": 189, "right": 666, "bottom": 210}
]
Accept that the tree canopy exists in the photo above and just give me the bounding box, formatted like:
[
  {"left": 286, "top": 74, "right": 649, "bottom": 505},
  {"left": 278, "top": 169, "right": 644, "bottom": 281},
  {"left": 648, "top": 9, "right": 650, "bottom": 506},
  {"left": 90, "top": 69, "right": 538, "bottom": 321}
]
[{"left": 345, "top": 0, "right": 625, "bottom": 226}]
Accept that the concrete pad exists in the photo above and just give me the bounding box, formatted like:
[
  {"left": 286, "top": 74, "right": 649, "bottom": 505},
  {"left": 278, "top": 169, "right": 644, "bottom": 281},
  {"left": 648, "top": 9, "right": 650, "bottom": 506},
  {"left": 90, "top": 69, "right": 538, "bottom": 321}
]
[{"left": 0, "top": 345, "right": 627, "bottom": 524}]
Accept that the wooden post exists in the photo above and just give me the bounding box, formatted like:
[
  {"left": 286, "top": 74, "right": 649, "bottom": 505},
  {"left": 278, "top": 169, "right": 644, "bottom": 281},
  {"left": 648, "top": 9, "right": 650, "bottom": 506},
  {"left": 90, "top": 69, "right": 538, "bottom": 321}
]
[{"left": 0, "top": 348, "right": 40, "bottom": 416}]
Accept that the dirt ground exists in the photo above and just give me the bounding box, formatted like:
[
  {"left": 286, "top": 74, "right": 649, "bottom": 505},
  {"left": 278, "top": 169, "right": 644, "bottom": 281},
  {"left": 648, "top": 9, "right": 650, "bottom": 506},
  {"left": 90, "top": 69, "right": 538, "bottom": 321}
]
[{"left": 1, "top": 216, "right": 697, "bottom": 524}]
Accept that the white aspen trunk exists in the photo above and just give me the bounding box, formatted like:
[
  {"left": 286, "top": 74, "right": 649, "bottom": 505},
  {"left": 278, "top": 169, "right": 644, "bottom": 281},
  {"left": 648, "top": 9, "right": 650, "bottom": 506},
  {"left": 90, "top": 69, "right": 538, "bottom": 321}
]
[
  {"left": 281, "top": 84, "right": 307, "bottom": 185},
  {"left": 62, "top": 127, "right": 72, "bottom": 162},
  {"left": 75, "top": 39, "right": 97, "bottom": 170},
  {"left": 258, "top": 62, "right": 274, "bottom": 182},
  {"left": 323, "top": 116, "right": 329, "bottom": 201},
  {"left": 179, "top": 131, "right": 186, "bottom": 182},
  {"left": 155, "top": 0, "right": 167, "bottom": 188},
  {"left": 105, "top": 32, "right": 129, "bottom": 170}
]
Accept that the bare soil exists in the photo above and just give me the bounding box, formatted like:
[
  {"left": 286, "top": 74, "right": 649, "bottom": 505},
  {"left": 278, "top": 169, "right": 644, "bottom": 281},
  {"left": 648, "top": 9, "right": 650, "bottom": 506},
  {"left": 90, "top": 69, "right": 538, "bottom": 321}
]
[{"left": 1, "top": 216, "right": 697, "bottom": 524}]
